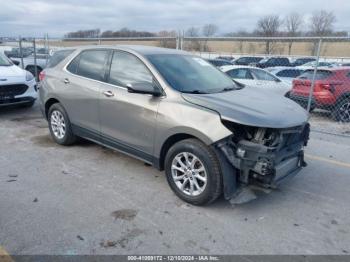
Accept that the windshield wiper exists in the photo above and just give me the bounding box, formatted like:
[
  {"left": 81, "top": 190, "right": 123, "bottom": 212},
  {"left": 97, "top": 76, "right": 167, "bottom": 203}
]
[
  {"left": 182, "top": 90, "right": 208, "bottom": 94},
  {"left": 220, "top": 87, "right": 236, "bottom": 92}
]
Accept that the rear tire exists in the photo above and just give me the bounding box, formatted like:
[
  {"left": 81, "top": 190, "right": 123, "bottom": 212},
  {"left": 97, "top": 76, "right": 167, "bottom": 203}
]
[
  {"left": 332, "top": 97, "right": 350, "bottom": 122},
  {"left": 48, "top": 103, "right": 77, "bottom": 145},
  {"left": 164, "top": 139, "right": 222, "bottom": 205}
]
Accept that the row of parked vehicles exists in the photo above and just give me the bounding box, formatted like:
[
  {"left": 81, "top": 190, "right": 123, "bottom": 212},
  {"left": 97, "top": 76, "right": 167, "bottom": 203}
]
[{"left": 207, "top": 56, "right": 350, "bottom": 122}]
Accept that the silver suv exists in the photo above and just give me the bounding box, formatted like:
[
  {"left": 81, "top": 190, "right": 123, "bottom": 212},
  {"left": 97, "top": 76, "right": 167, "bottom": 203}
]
[{"left": 39, "top": 45, "right": 310, "bottom": 205}]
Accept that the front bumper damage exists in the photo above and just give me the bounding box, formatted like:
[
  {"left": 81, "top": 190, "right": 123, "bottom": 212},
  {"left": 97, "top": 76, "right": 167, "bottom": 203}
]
[{"left": 214, "top": 123, "right": 310, "bottom": 204}]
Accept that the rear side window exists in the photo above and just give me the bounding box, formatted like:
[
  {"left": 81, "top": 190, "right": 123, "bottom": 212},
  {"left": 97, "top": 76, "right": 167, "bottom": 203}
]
[
  {"left": 299, "top": 70, "right": 333, "bottom": 80},
  {"left": 76, "top": 50, "right": 109, "bottom": 81},
  {"left": 227, "top": 69, "right": 253, "bottom": 79},
  {"left": 47, "top": 49, "right": 75, "bottom": 68},
  {"left": 108, "top": 51, "right": 153, "bottom": 87},
  {"left": 67, "top": 54, "right": 80, "bottom": 74},
  {"left": 250, "top": 68, "right": 278, "bottom": 81},
  {"left": 276, "top": 69, "right": 302, "bottom": 78}
]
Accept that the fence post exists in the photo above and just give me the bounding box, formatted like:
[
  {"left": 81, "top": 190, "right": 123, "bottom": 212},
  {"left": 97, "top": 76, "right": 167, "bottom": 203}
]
[
  {"left": 306, "top": 38, "right": 322, "bottom": 115},
  {"left": 18, "top": 36, "right": 24, "bottom": 69},
  {"left": 33, "top": 38, "right": 38, "bottom": 82}
]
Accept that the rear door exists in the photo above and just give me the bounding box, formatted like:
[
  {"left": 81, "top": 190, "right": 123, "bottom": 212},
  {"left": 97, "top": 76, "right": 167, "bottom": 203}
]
[
  {"left": 99, "top": 50, "right": 160, "bottom": 159},
  {"left": 62, "top": 49, "right": 110, "bottom": 133}
]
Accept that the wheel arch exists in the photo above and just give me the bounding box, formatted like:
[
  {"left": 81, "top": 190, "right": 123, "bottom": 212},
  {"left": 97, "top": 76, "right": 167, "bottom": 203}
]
[
  {"left": 45, "top": 98, "right": 60, "bottom": 119},
  {"left": 336, "top": 92, "right": 350, "bottom": 105},
  {"left": 157, "top": 133, "right": 205, "bottom": 171}
]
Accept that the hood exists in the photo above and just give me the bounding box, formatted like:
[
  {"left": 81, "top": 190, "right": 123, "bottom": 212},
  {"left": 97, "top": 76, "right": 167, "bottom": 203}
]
[
  {"left": 182, "top": 87, "right": 308, "bottom": 129},
  {"left": 0, "top": 65, "right": 26, "bottom": 78}
]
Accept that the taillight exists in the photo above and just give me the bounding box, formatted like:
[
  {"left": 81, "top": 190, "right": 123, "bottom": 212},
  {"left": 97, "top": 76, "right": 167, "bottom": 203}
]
[
  {"left": 320, "top": 83, "right": 336, "bottom": 93},
  {"left": 39, "top": 71, "right": 46, "bottom": 82}
]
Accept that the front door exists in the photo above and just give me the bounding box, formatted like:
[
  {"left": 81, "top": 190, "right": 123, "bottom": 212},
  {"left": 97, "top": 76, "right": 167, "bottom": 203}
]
[{"left": 99, "top": 50, "right": 161, "bottom": 160}]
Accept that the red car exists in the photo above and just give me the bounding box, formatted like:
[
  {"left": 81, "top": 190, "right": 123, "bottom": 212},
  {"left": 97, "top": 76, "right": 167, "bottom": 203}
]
[{"left": 290, "top": 67, "right": 350, "bottom": 122}]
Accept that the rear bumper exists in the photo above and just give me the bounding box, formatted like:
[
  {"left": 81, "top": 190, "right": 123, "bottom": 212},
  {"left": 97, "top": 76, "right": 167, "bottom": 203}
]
[{"left": 289, "top": 93, "right": 335, "bottom": 109}]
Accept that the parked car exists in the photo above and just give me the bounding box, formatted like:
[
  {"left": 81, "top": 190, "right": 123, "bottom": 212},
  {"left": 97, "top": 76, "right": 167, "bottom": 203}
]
[
  {"left": 289, "top": 67, "right": 350, "bottom": 122},
  {"left": 341, "top": 63, "right": 350, "bottom": 67},
  {"left": 296, "top": 61, "right": 339, "bottom": 70},
  {"left": 290, "top": 58, "right": 316, "bottom": 67},
  {"left": 0, "top": 53, "right": 37, "bottom": 107},
  {"left": 267, "top": 67, "right": 304, "bottom": 85},
  {"left": 10, "top": 55, "right": 48, "bottom": 78},
  {"left": 254, "top": 57, "right": 291, "bottom": 68},
  {"left": 215, "top": 56, "right": 235, "bottom": 61},
  {"left": 4, "top": 47, "right": 33, "bottom": 58},
  {"left": 206, "top": 58, "right": 233, "bottom": 67},
  {"left": 221, "top": 65, "right": 291, "bottom": 96},
  {"left": 39, "top": 45, "right": 309, "bottom": 205},
  {"left": 233, "top": 56, "right": 263, "bottom": 65}
]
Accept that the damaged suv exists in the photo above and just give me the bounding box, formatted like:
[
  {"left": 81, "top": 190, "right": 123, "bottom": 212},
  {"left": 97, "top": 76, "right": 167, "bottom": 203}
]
[{"left": 39, "top": 46, "right": 310, "bottom": 205}]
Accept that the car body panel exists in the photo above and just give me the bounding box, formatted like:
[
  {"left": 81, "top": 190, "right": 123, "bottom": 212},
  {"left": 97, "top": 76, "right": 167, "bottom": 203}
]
[{"left": 182, "top": 88, "right": 308, "bottom": 128}]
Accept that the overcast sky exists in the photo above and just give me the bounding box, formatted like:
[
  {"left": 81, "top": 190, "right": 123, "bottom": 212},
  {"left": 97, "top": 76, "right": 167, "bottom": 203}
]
[{"left": 1, "top": 0, "right": 349, "bottom": 37}]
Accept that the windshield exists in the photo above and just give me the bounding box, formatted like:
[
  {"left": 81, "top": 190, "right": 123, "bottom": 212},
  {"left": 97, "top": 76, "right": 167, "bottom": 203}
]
[
  {"left": 0, "top": 53, "right": 12, "bottom": 66},
  {"left": 146, "top": 54, "right": 238, "bottom": 93}
]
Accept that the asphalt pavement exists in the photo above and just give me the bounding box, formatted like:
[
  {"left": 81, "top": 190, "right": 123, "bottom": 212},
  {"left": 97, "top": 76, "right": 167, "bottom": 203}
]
[{"left": 0, "top": 104, "right": 349, "bottom": 255}]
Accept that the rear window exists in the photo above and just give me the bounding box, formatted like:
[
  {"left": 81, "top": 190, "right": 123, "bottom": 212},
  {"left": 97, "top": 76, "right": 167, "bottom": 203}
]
[
  {"left": 47, "top": 49, "right": 75, "bottom": 68},
  {"left": 298, "top": 70, "right": 333, "bottom": 80},
  {"left": 276, "top": 69, "right": 303, "bottom": 78},
  {"left": 238, "top": 57, "right": 262, "bottom": 63}
]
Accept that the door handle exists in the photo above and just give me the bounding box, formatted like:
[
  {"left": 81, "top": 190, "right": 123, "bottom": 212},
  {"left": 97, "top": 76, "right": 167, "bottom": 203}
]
[
  {"left": 103, "top": 90, "right": 114, "bottom": 97},
  {"left": 63, "top": 78, "right": 70, "bottom": 84}
]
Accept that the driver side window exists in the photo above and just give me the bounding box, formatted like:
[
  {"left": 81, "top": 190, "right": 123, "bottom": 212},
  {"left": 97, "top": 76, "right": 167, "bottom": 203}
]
[
  {"left": 227, "top": 69, "right": 253, "bottom": 79},
  {"left": 108, "top": 51, "right": 153, "bottom": 87},
  {"left": 251, "top": 69, "right": 278, "bottom": 81}
]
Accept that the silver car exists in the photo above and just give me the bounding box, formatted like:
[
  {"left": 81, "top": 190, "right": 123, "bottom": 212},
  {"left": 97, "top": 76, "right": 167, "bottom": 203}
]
[{"left": 39, "top": 45, "right": 310, "bottom": 205}]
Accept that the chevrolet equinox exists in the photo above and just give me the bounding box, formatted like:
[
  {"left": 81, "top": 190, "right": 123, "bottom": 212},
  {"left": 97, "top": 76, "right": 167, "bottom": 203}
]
[{"left": 39, "top": 45, "right": 310, "bottom": 205}]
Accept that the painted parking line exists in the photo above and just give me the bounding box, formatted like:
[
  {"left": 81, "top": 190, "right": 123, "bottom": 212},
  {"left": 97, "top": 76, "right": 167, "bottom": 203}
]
[
  {"left": 305, "top": 154, "right": 350, "bottom": 169},
  {"left": 0, "top": 246, "right": 13, "bottom": 262}
]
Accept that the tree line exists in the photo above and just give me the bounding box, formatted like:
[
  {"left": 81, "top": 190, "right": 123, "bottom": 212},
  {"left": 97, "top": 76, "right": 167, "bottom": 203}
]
[{"left": 64, "top": 10, "right": 346, "bottom": 54}]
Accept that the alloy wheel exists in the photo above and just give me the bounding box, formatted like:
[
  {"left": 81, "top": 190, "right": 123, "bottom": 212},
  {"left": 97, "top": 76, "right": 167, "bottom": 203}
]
[
  {"left": 50, "top": 110, "right": 66, "bottom": 139},
  {"left": 171, "top": 152, "right": 207, "bottom": 196},
  {"left": 339, "top": 101, "right": 350, "bottom": 122}
]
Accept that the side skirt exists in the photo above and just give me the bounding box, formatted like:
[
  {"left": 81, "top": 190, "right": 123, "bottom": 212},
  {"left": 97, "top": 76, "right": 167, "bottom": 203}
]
[{"left": 71, "top": 124, "right": 160, "bottom": 168}]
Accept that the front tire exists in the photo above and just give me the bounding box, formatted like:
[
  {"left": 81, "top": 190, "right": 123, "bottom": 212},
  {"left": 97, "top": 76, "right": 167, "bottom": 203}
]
[
  {"left": 48, "top": 103, "right": 77, "bottom": 145},
  {"left": 165, "top": 139, "right": 222, "bottom": 205}
]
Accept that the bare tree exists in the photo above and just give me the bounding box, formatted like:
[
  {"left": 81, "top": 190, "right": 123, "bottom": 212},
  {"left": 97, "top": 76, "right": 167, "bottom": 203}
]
[
  {"left": 202, "top": 24, "right": 218, "bottom": 52},
  {"left": 285, "top": 13, "right": 303, "bottom": 55},
  {"left": 309, "top": 10, "right": 336, "bottom": 55},
  {"left": 202, "top": 24, "right": 218, "bottom": 37},
  {"left": 256, "top": 15, "right": 282, "bottom": 54},
  {"left": 310, "top": 10, "right": 336, "bottom": 36},
  {"left": 158, "top": 30, "right": 177, "bottom": 48},
  {"left": 185, "top": 27, "right": 201, "bottom": 51}
]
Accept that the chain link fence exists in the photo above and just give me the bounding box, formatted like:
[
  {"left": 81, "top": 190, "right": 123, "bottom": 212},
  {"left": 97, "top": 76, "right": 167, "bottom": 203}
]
[{"left": 1, "top": 36, "right": 350, "bottom": 136}]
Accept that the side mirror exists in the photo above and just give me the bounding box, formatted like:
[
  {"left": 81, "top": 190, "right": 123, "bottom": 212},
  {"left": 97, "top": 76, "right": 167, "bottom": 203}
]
[
  {"left": 11, "top": 60, "right": 20, "bottom": 66},
  {"left": 126, "top": 82, "right": 162, "bottom": 96}
]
